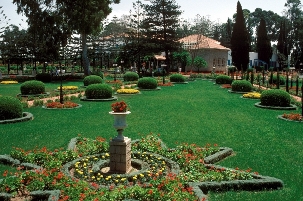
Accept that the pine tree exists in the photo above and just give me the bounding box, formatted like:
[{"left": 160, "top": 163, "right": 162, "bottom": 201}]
[
  {"left": 230, "top": 1, "right": 250, "bottom": 71},
  {"left": 256, "top": 18, "right": 272, "bottom": 65}
]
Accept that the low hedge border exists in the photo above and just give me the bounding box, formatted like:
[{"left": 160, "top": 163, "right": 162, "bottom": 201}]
[
  {"left": 17, "top": 92, "right": 50, "bottom": 97},
  {"left": 0, "top": 112, "right": 33, "bottom": 124},
  {"left": 254, "top": 102, "right": 297, "bottom": 110},
  {"left": 80, "top": 96, "right": 118, "bottom": 102},
  {"left": 277, "top": 115, "right": 303, "bottom": 123}
]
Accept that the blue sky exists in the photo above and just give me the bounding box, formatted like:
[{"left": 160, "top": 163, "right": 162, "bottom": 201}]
[{"left": 2, "top": 0, "right": 288, "bottom": 29}]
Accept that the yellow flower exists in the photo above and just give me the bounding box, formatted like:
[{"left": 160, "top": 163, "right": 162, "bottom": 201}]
[
  {"left": 117, "top": 89, "right": 139, "bottom": 94},
  {"left": 0, "top": 81, "right": 18, "bottom": 84},
  {"left": 57, "top": 86, "right": 78, "bottom": 90}
]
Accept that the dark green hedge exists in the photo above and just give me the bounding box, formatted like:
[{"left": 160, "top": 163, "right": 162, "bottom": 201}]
[
  {"left": 137, "top": 77, "right": 158, "bottom": 89},
  {"left": 215, "top": 75, "right": 232, "bottom": 84},
  {"left": 0, "top": 96, "right": 23, "bottom": 120},
  {"left": 83, "top": 75, "right": 103, "bottom": 86},
  {"left": 36, "top": 73, "right": 52, "bottom": 82},
  {"left": 85, "top": 84, "right": 112, "bottom": 99},
  {"left": 231, "top": 80, "right": 253, "bottom": 92},
  {"left": 20, "top": 80, "right": 45, "bottom": 95},
  {"left": 260, "top": 89, "right": 291, "bottom": 107},
  {"left": 124, "top": 72, "right": 139, "bottom": 81},
  {"left": 170, "top": 74, "right": 185, "bottom": 82},
  {"left": 268, "top": 75, "right": 286, "bottom": 85}
]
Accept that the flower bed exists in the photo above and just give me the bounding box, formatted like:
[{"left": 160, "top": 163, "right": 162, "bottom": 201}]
[
  {"left": 0, "top": 80, "right": 18, "bottom": 84},
  {"left": 279, "top": 113, "right": 302, "bottom": 122},
  {"left": 44, "top": 101, "right": 80, "bottom": 109},
  {"left": 242, "top": 92, "right": 261, "bottom": 99},
  {"left": 0, "top": 134, "right": 283, "bottom": 201},
  {"left": 56, "top": 86, "right": 78, "bottom": 90},
  {"left": 158, "top": 82, "right": 174, "bottom": 87},
  {"left": 116, "top": 89, "right": 140, "bottom": 94}
]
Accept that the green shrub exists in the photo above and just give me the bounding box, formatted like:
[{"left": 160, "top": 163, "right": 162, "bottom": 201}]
[
  {"left": 91, "top": 71, "right": 104, "bottom": 79},
  {"left": 20, "top": 80, "right": 45, "bottom": 95},
  {"left": 36, "top": 73, "right": 52, "bottom": 82},
  {"left": 231, "top": 80, "right": 253, "bottom": 92},
  {"left": 215, "top": 75, "right": 233, "bottom": 84},
  {"left": 123, "top": 72, "right": 139, "bottom": 81},
  {"left": 85, "top": 84, "right": 113, "bottom": 99},
  {"left": 137, "top": 77, "right": 158, "bottom": 89},
  {"left": 260, "top": 89, "right": 291, "bottom": 107},
  {"left": 83, "top": 75, "right": 103, "bottom": 86},
  {"left": 268, "top": 75, "right": 286, "bottom": 85},
  {"left": 0, "top": 96, "right": 23, "bottom": 120},
  {"left": 170, "top": 74, "right": 185, "bottom": 82}
]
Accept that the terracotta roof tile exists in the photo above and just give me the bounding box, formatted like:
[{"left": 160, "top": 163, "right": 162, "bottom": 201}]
[{"left": 179, "top": 34, "right": 230, "bottom": 50}]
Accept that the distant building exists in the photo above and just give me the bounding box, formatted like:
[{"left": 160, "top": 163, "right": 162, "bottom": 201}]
[{"left": 179, "top": 34, "right": 230, "bottom": 72}]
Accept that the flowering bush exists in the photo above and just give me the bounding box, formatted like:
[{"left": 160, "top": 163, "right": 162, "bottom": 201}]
[
  {"left": 243, "top": 92, "right": 261, "bottom": 99},
  {"left": 282, "top": 113, "right": 302, "bottom": 121},
  {"left": 116, "top": 89, "right": 139, "bottom": 94},
  {"left": 0, "top": 80, "right": 18, "bottom": 84},
  {"left": 57, "top": 86, "right": 78, "bottom": 90},
  {"left": 45, "top": 101, "right": 79, "bottom": 108},
  {"left": 111, "top": 101, "right": 128, "bottom": 112}
]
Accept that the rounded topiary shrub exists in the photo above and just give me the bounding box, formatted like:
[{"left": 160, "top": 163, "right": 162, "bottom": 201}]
[
  {"left": 36, "top": 73, "right": 52, "bottom": 82},
  {"left": 231, "top": 80, "right": 253, "bottom": 92},
  {"left": 0, "top": 96, "right": 23, "bottom": 120},
  {"left": 260, "top": 89, "right": 291, "bottom": 107},
  {"left": 83, "top": 75, "right": 103, "bottom": 86},
  {"left": 20, "top": 80, "right": 45, "bottom": 95},
  {"left": 215, "top": 75, "right": 233, "bottom": 84},
  {"left": 85, "top": 84, "right": 113, "bottom": 99},
  {"left": 170, "top": 74, "right": 185, "bottom": 82},
  {"left": 124, "top": 72, "right": 139, "bottom": 81},
  {"left": 268, "top": 75, "right": 286, "bottom": 85},
  {"left": 91, "top": 71, "right": 104, "bottom": 79},
  {"left": 137, "top": 77, "right": 158, "bottom": 89}
]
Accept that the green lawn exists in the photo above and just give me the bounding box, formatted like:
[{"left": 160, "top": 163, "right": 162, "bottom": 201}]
[{"left": 0, "top": 79, "right": 302, "bottom": 201}]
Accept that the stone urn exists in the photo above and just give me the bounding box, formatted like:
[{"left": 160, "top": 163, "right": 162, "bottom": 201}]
[{"left": 109, "top": 111, "right": 131, "bottom": 141}]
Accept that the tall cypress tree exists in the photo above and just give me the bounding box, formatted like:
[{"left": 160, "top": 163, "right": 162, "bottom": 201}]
[
  {"left": 256, "top": 18, "right": 272, "bottom": 65},
  {"left": 230, "top": 1, "right": 250, "bottom": 71}
]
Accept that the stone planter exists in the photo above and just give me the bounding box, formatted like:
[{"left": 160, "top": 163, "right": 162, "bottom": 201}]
[{"left": 109, "top": 111, "right": 131, "bottom": 142}]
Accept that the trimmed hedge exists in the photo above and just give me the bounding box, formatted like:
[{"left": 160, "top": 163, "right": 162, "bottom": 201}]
[
  {"left": 231, "top": 80, "right": 253, "bottom": 92},
  {"left": 0, "top": 96, "right": 23, "bottom": 120},
  {"left": 215, "top": 75, "right": 233, "bottom": 84},
  {"left": 137, "top": 77, "right": 158, "bottom": 89},
  {"left": 170, "top": 74, "right": 185, "bottom": 82},
  {"left": 36, "top": 73, "right": 52, "bottom": 82},
  {"left": 260, "top": 89, "right": 291, "bottom": 107},
  {"left": 85, "top": 84, "right": 113, "bottom": 99},
  {"left": 124, "top": 72, "right": 139, "bottom": 81},
  {"left": 83, "top": 75, "right": 103, "bottom": 86},
  {"left": 20, "top": 80, "right": 45, "bottom": 95}
]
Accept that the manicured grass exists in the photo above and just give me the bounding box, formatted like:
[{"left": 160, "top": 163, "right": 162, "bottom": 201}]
[{"left": 0, "top": 79, "right": 302, "bottom": 201}]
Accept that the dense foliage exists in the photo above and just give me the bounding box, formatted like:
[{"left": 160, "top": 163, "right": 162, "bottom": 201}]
[
  {"left": 169, "top": 74, "right": 185, "bottom": 82},
  {"left": 83, "top": 75, "right": 103, "bottom": 86},
  {"left": 231, "top": 80, "right": 253, "bottom": 92},
  {"left": 215, "top": 75, "right": 233, "bottom": 84},
  {"left": 85, "top": 84, "right": 113, "bottom": 99},
  {"left": 123, "top": 72, "right": 139, "bottom": 81},
  {"left": 20, "top": 80, "right": 45, "bottom": 95},
  {"left": 0, "top": 96, "right": 23, "bottom": 120},
  {"left": 137, "top": 77, "right": 158, "bottom": 89},
  {"left": 260, "top": 89, "right": 291, "bottom": 107},
  {"left": 36, "top": 73, "right": 52, "bottom": 83}
]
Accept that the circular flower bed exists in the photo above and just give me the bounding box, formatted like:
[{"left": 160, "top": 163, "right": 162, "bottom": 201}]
[
  {"left": 116, "top": 89, "right": 140, "bottom": 94},
  {"left": 278, "top": 113, "right": 302, "bottom": 122},
  {"left": 56, "top": 86, "right": 78, "bottom": 90},
  {"left": 44, "top": 101, "right": 81, "bottom": 109},
  {"left": 242, "top": 92, "right": 261, "bottom": 99},
  {"left": 0, "top": 80, "right": 18, "bottom": 84}
]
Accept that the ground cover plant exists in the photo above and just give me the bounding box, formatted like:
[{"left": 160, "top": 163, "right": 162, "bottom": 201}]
[{"left": 0, "top": 79, "right": 302, "bottom": 200}]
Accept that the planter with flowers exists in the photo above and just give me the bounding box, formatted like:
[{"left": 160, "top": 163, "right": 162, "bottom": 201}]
[
  {"left": 109, "top": 101, "right": 131, "bottom": 141},
  {"left": 278, "top": 113, "right": 302, "bottom": 123}
]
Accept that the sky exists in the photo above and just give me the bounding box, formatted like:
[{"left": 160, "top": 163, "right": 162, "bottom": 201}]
[{"left": 1, "top": 0, "right": 288, "bottom": 29}]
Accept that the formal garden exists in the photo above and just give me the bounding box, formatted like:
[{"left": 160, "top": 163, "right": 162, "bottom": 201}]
[{"left": 0, "top": 72, "right": 302, "bottom": 200}]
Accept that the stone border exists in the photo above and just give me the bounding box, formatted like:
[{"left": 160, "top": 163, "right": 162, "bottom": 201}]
[
  {"left": 114, "top": 91, "right": 142, "bottom": 95},
  {"left": 0, "top": 112, "right": 33, "bottom": 124},
  {"left": 80, "top": 96, "right": 118, "bottom": 101},
  {"left": 42, "top": 104, "right": 82, "bottom": 110},
  {"left": 17, "top": 92, "right": 50, "bottom": 97},
  {"left": 240, "top": 96, "right": 260, "bottom": 100},
  {"left": 277, "top": 115, "right": 303, "bottom": 123},
  {"left": 171, "top": 81, "right": 189, "bottom": 84},
  {"left": 228, "top": 90, "right": 253, "bottom": 94},
  {"left": 254, "top": 102, "right": 297, "bottom": 110}
]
